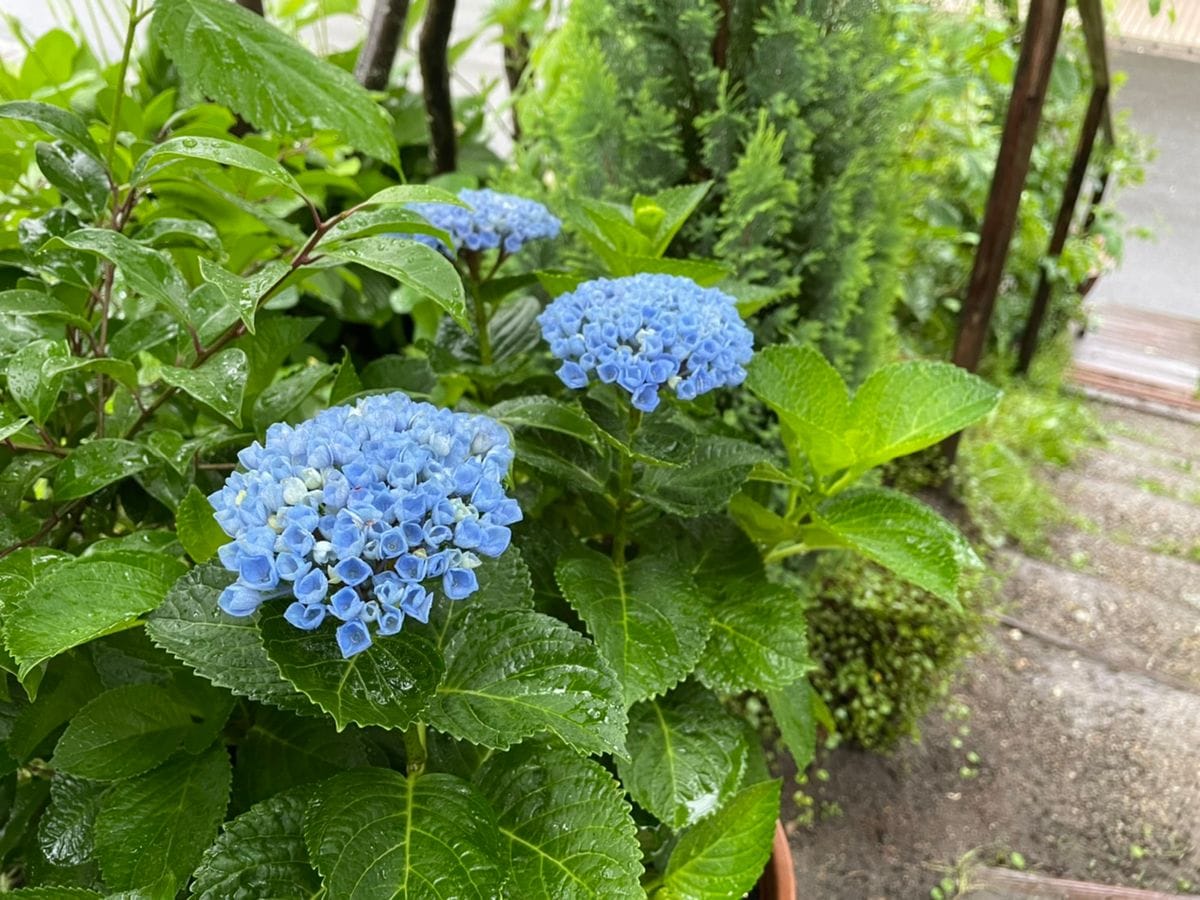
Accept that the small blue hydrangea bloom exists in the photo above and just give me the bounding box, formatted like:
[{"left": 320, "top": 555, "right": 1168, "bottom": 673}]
[
  {"left": 209, "top": 392, "right": 521, "bottom": 658},
  {"left": 537, "top": 273, "right": 754, "bottom": 413},
  {"left": 407, "top": 188, "right": 561, "bottom": 255}
]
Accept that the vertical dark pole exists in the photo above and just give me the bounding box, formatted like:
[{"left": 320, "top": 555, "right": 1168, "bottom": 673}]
[
  {"left": 356, "top": 0, "right": 411, "bottom": 90},
  {"left": 1016, "top": 84, "right": 1109, "bottom": 373},
  {"left": 236, "top": 0, "right": 265, "bottom": 14},
  {"left": 502, "top": 31, "right": 531, "bottom": 139},
  {"left": 943, "top": 0, "right": 1067, "bottom": 462},
  {"left": 420, "top": 0, "right": 458, "bottom": 174}
]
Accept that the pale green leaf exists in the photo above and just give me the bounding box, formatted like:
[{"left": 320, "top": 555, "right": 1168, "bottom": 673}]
[
  {"left": 133, "top": 136, "right": 305, "bottom": 196},
  {"left": 766, "top": 680, "right": 817, "bottom": 773},
  {"left": 176, "top": 486, "right": 228, "bottom": 564},
  {"left": 0, "top": 100, "right": 103, "bottom": 161}
]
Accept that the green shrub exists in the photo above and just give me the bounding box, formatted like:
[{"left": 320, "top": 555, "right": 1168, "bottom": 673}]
[{"left": 806, "top": 553, "right": 984, "bottom": 750}]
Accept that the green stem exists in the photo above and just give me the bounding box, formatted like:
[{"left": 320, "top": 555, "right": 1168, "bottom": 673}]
[
  {"left": 403, "top": 721, "right": 427, "bottom": 779},
  {"left": 763, "top": 541, "right": 809, "bottom": 565},
  {"left": 105, "top": 0, "right": 140, "bottom": 175},
  {"left": 472, "top": 288, "right": 492, "bottom": 366},
  {"left": 611, "top": 406, "right": 643, "bottom": 567}
]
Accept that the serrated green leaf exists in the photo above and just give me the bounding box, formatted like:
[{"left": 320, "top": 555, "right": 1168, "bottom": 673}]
[
  {"left": 191, "top": 785, "right": 320, "bottom": 900},
  {"left": 694, "top": 581, "right": 810, "bottom": 694},
  {"left": 428, "top": 606, "right": 626, "bottom": 756},
  {"left": 809, "top": 487, "right": 977, "bottom": 604},
  {"left": 234, "top": 706, "right": 372, "bottom": 807},
  {"left": 635, "top": 436, "right": 764, "bottom": 516},
  {"left": 660, "top": 779, "right": 781, "bottom": 900},
  {"left": 745, "top": 344, "right": 854, "bottom": 477},
  {"left": 321, "top": 237, "right": 468, "bottom": 330},
  {"left": 158, "top": 348, "right": 248, "bottom": 425},
  {"left": 766, "top": 680, "right": 817, "bottom": 773},
  {"left": 94, "top": 745, "right": 231, "bottom": 892},
  {"left": 5, "top": 552, "right": 187, "bottom": 677},
  {"left": 619, "top": 682, "right": 747, "bottom": 830},
  {"left": 39, "top": 774, "right": 104, "bottom": 866},
  {"left": 477, "top": 744, "right": 642, "bottom": 900},
  {"left": 132, "top": 136, "right": 305, "bottom": 197},
  {"left": 489, "top": 395, "right": 602, "bottom": 448},
  {"left": 53, "top": 439, "right": 154, "bottom": 500},
  {"left": 46, "top": 229, "right": 191, "bottom": 325},
  {"left": 52, "top": 684, "right": 196, "bottom": 781},
  {"left": 849, "top": 360, "right": 1000, "bottom": 469},
  {"left": 145, "top": 564, "right": 314, "bottom": 716},
  {"left": 36, "top": 141, "right": 109, "bottom": 219},
  {"left": 5, "top": 655, "right": 101, "bottom": 760},
  {"left": 176, "top": 486, "right": 228, "bottom": 565},
  {"left": 0, "top": 100, "right": 103, "bottom": 162},
  {"left": 329, "top": 347, "right": 363, "bottom": 404},
  {"left": 6, "top": 339, "right": 69, "bottom": 425},
  {"left": 152, "top": 0, "right": 397, "bottom": 166},
  {"left": 305, "top": 769, "right": 503, "bottom": 899},
  {"left": 260, "top": 609, "right": 444, "bottom": 731},
  {"left": 556, "top": 549, "right": 710, "bottom": 705}
]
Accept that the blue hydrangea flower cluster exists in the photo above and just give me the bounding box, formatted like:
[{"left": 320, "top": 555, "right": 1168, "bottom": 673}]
[
  {"left": 408, "top": 188, "right": 561, "bottom": 255},
  {"left": 537, "top": 273, "right": 755, "bottom": 413},
  {"left": 208, "top": 393, "right": 520, "bottom": 659}
]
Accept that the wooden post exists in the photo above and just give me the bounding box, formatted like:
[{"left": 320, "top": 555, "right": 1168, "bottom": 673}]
[
  {"left": 419, "top": 0, "right": 458, "bottom": 174},
  {"left": 356, "top": 0, "right": 411, "bottom": 91},
  {"left": 943, "top": 0, "right": 1067, "bottom": 462},
  {"left": 235, "top": 0, "right": 264, "bottom": 14}
]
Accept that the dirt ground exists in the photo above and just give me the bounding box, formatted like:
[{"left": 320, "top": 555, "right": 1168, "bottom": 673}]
[{"left": 785, "top": 404, "right": 1200, "bottom": 898}]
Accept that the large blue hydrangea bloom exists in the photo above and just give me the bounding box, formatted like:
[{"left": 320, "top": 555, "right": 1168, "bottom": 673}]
[
  {"left": 208, "top": 393, "right": 520, "bottom": 658},
  {"left": 408, "top": 188, "right": 561, "bottom": 255},
  {"left": 537, "top": 274, "right": 754, "bottom": 413}
]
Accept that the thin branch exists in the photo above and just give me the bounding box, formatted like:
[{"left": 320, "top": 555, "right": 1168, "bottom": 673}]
[
  {"left": 419, "top": 0, "right": 458, "bottom": 174},
  {"left": 356, "top": 0, "right": 410, "bottom": 91}
]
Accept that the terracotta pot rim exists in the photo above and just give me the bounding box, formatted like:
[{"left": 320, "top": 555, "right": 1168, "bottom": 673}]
[{"left": 755, "top": 820, "right": 796, "bottom": 899}]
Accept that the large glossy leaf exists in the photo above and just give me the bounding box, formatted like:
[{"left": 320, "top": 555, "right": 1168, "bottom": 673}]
[
  {"left": 766, "top": 680, "right": 817, "bottom": 773},
  {"left": 5, "top": 551, "right": 187, "bottom": 677},
  {"left": 618, "top": 682, "right": 747, "bottom": 830},
  {"left": 145, "top": 564, "right": 315, "bottom": 716},
  {"left": 660, "top": 779, "right": 781, "bottom": 900},
  {"left": 634, "top": 436, "right": 764, "bottom": 517},
  {"left": 261, "top": 608, "right": 444, "bottom": 731},
  {"left": 0, "top": 100, "right": 103, "bottom": 161},
  {"left": 93, "top": 745, "right": 232, "bottom": 892},
  {"left": 809, "top": 487, "right": 978, "bottom": 604},
  {"left": 321, "top": 237, "right": 468, "bottom": 330},
  {"left": 427, "top": 606, "right": 626, "bottom": 756},
  {"left": 305, "top": 769, "right": 503, "bottom": 899},
  {"left": 191, "top": 785, "right": 320, "bottom": 900},
  {"left": 477, "top": 744, "right": 642, "bottom": 899},
  {"left": 694, "top": 581, "right": 810, "bottom": 694},
  {"left": 745, "top": 344, "right": 854, "bottom": 476},
  {"left": 157, "top": 348, "right": 248, "bottom": 425},
  {"left": 39, "top": 774, "right": 104, "bottom": 866},
  {"left": 132, "top": 136, "right": 305, "bottom": 197},
  {"left": 152, "top": 0, "right": 398, "bottom": 166},
  {"left": 52, "top": 683, "right": 196, "bottom": 781},
  {"left": 556, "top": 549, "right": 710, "bottom": 705},
  {"left": 36, "top": 140, "right": 109, "bottom": 219},
  {"left": 489, "top": 396, "right": 603, "bottom": 448},
  {"left": 175, "top": 486, "right": 228, "bottom": 565},
  {"left": 53, "top": 439, "right": 154, "bottom": 500},
  {"left": 849, "top": 360, "right": 1000, "bottom": 469}
]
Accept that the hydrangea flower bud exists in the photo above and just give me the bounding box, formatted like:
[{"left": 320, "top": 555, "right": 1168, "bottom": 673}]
[
  {"left": 209, "top": 392, "right": 520, "bottom": 658},
  {"left": 537, "top": 274, "right": 755, "bottom": 412},
  {"left": 407, "top": 188, "right": 561, "bottom": 256}
]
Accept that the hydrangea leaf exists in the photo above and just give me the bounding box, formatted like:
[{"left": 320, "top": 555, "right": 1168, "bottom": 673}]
[
  {"left": 694, "top": 581, "right": 811, "bottom": 694},
  {"left": 305, "top": 769, "right": 503, "bottom": 899},
  {"left": 53, "top": 439, "right": 154, "bottom": 501},
  {"left": 260, "top": 609, "right": 444, "bottom": 731},
  {"left": 489, "top": 395, "right": 604, "bottom": 449},
  {"left": 191, "top": 785, "right": 320, "bottom": 900},
  {"left": 321, "top": 237, "right": 468, "bottom": 331},
  {"left": 766, "top": 680, "right": 818, "bottom": 773},
  {"left": 151, "top": 0, "right": 397, "bottom": 167},
  {"left": 94, "top": 745, "right": 232, "bottom": 892},
  {"left": 157, "top": 348, "right": 248, "bottom": 426},
  {"left": 145, "top": 564, "right": 315, "bottom": 716},
  {"left": 512, "top": 431, "right": 611, "bottom": 496},
  {"left": 660, "top": 779, "right": 781, "bottom": 900},
  {"left": 4, "top": 654, "right": 100, "bottom": 760},
  {"left": 52, "top": 683, "right": 197, "bottom": 781},
  {"left": 329, "top": 347, "right": 363, "bottom": 404},
  {"left": 427, "top": 606, "right": 627, "bottom": 756},
  {"left": 556, "top": 548, "right": 710, "bottom": 705},
  {"left": 809, "top": 487, "right": 978, "bottom": 604},
  {"left": 38, "top": 774, "right": 104, "bottom": 866},
  {"left": 849, "top": 360, "right": 1000, "bottom": 469},
  {"left": 617, "top": 682, "right": 748, "bottom": 830},
  {"left": 477, "top": 744, "right": 642, "bottom": 899},
  {"left": 744, "top": 344, "right": 855, "bottom": 477},
  {"left": 250, "top": 362, "right": 333, "bottom": 432},
  {"left": 175, "top": 486, "right": 229, "bottom": 565},
  {"left": 4, "top": 551, "right": 187, "bottom": 678},
  {"left": 233, "top": 706, "right": 373, "bottom": 808},
  {"left": 132, "top": 136, "right": 305, "bottom": 197},
  {"left": 634, "top": 436, "right": 765, "bottom": 517}
]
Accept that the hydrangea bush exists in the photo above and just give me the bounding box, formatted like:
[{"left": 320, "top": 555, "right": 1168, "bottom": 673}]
[{"left": 0, "top": 3, "right": 1000, "bottom": 898}]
